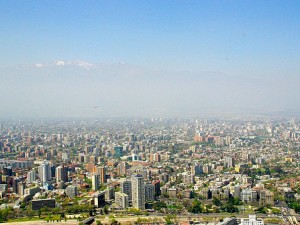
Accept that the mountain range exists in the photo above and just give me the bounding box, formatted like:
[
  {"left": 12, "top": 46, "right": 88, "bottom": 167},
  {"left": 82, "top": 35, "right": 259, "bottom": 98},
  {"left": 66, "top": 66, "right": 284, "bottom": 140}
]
[{"left": 0, "top": 60, "right": 298, "bottom": 118}]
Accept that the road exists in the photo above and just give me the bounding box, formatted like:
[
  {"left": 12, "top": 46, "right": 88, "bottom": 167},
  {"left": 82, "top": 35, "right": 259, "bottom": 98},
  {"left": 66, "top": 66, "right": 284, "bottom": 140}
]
[{"left": 1, "top": 212, "right": 295, "bottom": 225}]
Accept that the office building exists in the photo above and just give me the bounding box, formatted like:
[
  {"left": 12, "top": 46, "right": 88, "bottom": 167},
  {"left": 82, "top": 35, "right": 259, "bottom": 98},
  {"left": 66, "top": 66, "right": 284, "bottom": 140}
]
[
  {"left": 224, "top": 156, "right": 235, "bottom": 168},
  {"left": 94, "top": 192, "right": 106, "bottom": 208},
  {"left": 117, "top": 162, "right": 127, "bottom": 176},
  {"left": 131, "top": 174, "right": 145, "bottom": 210},
  {"left": 56, "top": 165, "right": 68, "bottom": 183},
  {"left": 121, "top": 180, "right": 132, "bottom": 201},
  {"left": 95, "top": 166, "right": 106, "bottom": 184},
  {"left": 145, "top": 183, "right": 155, "bottom": 202},
  {"left": 38, "top": 161, "right": 51, "bottom": 183},
  {"left": 32, "top": 199, "right": 56, "bottom": 210},
  {"left": 12, "top": 178, "right": 20, "bottom": 194},
  {"left": 113, "top": 146, "right": 123, "bottom": 158},
  {"left": 105, "top": 186, "right": 115, "bottom": 201},
  {"left": 27, "top": 170, "right": 37, "bottom": 183},
  {"left": 92, "top": 174, "right": 100, "bottom": 191}
]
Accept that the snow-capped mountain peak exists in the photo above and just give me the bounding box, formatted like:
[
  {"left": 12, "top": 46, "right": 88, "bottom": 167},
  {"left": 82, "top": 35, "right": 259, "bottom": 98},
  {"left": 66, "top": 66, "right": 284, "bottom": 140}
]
[
  {"left": 73, "top": 60, "right": 96, "bottom": 70},
  {"left": 33, "top": 60, "right": 96, "bottom": 70},
  {"left": 55, "top": 60, "right": 65, "bottom": 66}
]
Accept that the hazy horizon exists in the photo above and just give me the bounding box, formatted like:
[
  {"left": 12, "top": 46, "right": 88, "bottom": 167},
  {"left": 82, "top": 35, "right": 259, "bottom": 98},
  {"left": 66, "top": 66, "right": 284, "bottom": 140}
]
[
  {"left": 0, "top": 1, "right": 299, "bottom": 118},
  {"left": 0, "top": 60, "right": 299, "bottom": 119}
]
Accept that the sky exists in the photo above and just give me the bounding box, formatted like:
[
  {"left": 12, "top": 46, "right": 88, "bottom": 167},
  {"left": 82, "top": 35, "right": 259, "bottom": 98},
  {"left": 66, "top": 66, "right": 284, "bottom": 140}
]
[{"left": 0, "top": 1, "right": 299, "bottom": 118}]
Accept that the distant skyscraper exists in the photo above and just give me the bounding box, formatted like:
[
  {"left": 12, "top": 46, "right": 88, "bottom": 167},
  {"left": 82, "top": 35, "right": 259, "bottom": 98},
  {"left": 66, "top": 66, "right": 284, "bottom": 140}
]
[
  {"left": 117, "top": 162, "right": 127, "bottom": 176},
  {"left": 95, "top": 166, "right": 106, "bottom": 184},
  {"left": 191, "top": 163, "right": 203, "bottom": 175},
  {"left": 224, "top": 156, "right": 235, "bottom": 168},
  {"left": 12, "top": 178, "right": 20, "bottom": 194},
  {"left": 203, "top": 164, "right": 212, "bottom": 174},
  {"left": 27, "top": 170, "right": 37, "bottom": 183},
  {"left": 62, "top": 152, "right": 70, "bottom": 163},
  {"left": 38, "top": 161, "right": 51, "bottom": 183},
  {"left": 92, "top": 174, "right": 100, "bottom": 191},
  {"left": 113, "top": 146, "right": 123, "bottom": 158},
  {"left": 131, "top": 174, "right": 145, "bottom": 210},
  {"left": 56, "top": 165, "right": 68, "bottom": 183}
]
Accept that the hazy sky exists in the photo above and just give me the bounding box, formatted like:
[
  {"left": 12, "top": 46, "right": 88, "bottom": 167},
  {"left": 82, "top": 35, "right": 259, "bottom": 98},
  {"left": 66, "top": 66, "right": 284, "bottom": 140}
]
[
  {"left": 0, "top": 1, "right": 299, "bottom": 118},
  {"left": 0, "top": 1, "right": 299, "bottom": 75}
]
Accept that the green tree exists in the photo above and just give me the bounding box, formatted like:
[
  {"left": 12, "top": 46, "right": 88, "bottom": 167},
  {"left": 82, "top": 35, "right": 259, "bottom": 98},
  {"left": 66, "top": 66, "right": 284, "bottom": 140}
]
[
  {"left": 164, "top": 214, "right": 176, "bottom": 225},
  {"left": 38, "top": 209, "right": 42, "bottom": 218},
  {"left": 212, "top": 197, "right": 222, "bottom": 206},
  {"left": 110, "top": 218, "right": 120, "bottom": 225},
  {"left": 26, "top": 208, "right": 34, "bottom": 219},
  {"left": 228, "top": 196, "right": 242, "bottom": 205},
  {"left": 103, "top": 205, "right": 109, "bottom": 214},
  {"left": 153, "top": 201, "right": 167, "bottom": 210},
  {"left": 221, "top": 203, "right": 238, "bottom": 213},
  {"left": 188, "top": 199, "right": 203, "bottom": 213}
]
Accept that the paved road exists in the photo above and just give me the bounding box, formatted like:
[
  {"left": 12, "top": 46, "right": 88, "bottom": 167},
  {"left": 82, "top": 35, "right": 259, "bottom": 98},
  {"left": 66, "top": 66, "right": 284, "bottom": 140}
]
[
  {"left": 1, "top": 213, "right": 292, "bottom": 225},
  {"left": 1, "top": 220, "right": 79, "bottom": 225}
]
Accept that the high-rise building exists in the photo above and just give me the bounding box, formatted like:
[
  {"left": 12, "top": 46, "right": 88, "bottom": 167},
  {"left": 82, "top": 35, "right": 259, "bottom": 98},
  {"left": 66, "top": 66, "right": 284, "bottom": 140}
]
[
  {"left": 56, "top": 165, "right": 68, "bottom": 183},
  {"left": 115, "top": 192, "right": 129, "bottom": 209},
  {"left": 105, "top": 186, "right": 115, "bottom": 201},
  {"left": 224, "top": 156, "right": 235, "bottom": 168},
  {"left": 38, "top": 161, "right": 51, "bottom": 183},
  {"left": 203, "top": 164, "right": 212, "bottom": 174},
  {"left": 150, "top": 153, "right": 161, "bottom": 162},
  {"left": 94, "top": 192, "right": 106, "bottom": 208},
  {"left": 27, "top": 170, "right": 37, "bottom": 183},
  {"left": 145, "top": 183, "right": 155, "bottom": 202},
  {"left": 120, "top": 180, "right": 132, "bottom": 202},
  {"left": 62, "top": 152, "right": 70, "bottom": 163},
  {"left": 182, "top": 172, "right": 195, "bottom": 185},
  {"left": 131, "top": 174, "right": 145, "bottom": 210},
  {"left": 3, "top": 166, "right": 13, "bottom": 176},
  {"left": 92, "top": 174, "right": 100, "bottom": 191},
  {"left": 95, "top": 166, "right": 106, "bottom": 184},
  {"left": 12, "top": 178, "right": 20, "bottom": 194},
  {"left": 18, "top": 182, "right": 26, "bottom": 196},
  {"left": 152, "top": 180, "right": 161, "bottom": 198},
  {"left": 191, "top": 163, "right": 203, "bottom": 176},
  {"left": 234, "top": 185, "right": 241, "bottom": 199},
  {"left": 159, "top": 173, "right": 169, "bottom": 183},
  {"left": 117, "top": 162, "right": 127, "bottom": 176},
  {"left": 113, "top": 146, "right": 123, "bottom": 158}
]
